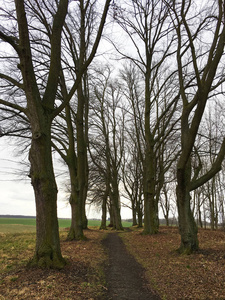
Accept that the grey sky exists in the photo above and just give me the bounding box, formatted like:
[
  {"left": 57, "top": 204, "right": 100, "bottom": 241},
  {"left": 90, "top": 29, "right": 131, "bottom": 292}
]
[{"left": 0, "top": 137, "right": 132, "bottom": 219}]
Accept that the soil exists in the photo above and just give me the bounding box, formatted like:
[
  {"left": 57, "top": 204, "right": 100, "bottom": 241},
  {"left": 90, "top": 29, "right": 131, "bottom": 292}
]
[{"left": 102, "top": 231, "right": 161, "bottom": 300}]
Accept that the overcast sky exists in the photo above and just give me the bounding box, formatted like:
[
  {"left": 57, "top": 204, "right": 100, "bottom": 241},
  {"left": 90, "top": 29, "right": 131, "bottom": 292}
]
[
  {"left": 0, "top": 1, "right": 134, "bottom": 221},
  {"left": 0, "top": 137, "right": 132, "bottom": 219}
]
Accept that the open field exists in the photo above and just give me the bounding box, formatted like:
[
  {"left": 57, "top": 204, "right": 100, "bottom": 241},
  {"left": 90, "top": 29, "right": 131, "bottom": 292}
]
[
  {"left": 0, "top": 218, "right": 132, "bottom": 234},
  {"left": 0, "top": 224, "right": 36, "bottom": 233},
  {"left": 0, "top": 218, "right": 37, "bottom": 226}
]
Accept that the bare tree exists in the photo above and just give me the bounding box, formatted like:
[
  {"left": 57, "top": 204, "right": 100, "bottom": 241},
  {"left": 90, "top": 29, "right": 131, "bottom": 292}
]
[
  {"left": 38, "top": 0, "right": 112, "bottom": 240},
  {"left": 88, "top": 66, "right": 124, "bottom": 230},
  {"left": 113, "top": 0, "right": 179, "bottom": 234},
  {"left": 0, "top": 0, "right": 69, "bottom": 268},
  {"left": 192, "top": 101, "right": 225, "bottom": 230},
  {"left": 0, "top": 0, "right": 111, "bottom": 267},
  {"left": 168, "top": 0, "right": 225, "bottom": 253},
  {"left": 120, "top": 63, "right": 145, "bottom": 226}
]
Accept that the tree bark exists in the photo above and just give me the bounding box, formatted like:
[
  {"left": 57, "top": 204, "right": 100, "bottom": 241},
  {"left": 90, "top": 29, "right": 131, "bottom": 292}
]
[
  {"left": 59, "top": 100, "right": 85, "bottom": 240},
  {"left": 29, "top": 122, "right": 66, "bottom": 268},
  {"left": 14, "top": 0, "right": 68, "bottom": 268},
  {"left": 132, "top": 202, "right": 138, "bottom": 226},
  {"left": 110, "top": 174, "right": 123, "bottom": 230},
  {"left": 176, "top": 161, "right": 199, "bottom": 254},
  {"left": 77, "top": 79, "right": 88, "bottom": 230},
  {"left": 137, "top": 196, "right": 143, "bottom": 227},
  {"left": 100, "top": 191, "right": 107, "bottom": 230},
  {"left": 108, "top": 199, "right": 114, "bottom": 227},
  {"left": 173, "top": 0, "right": 225, "bottom": 253},
  {"left": 143, "top": 143, "right": 158, "bottom": 234},
  {"left": 67, "top": 164, "right": 84, "bottom": 240}
]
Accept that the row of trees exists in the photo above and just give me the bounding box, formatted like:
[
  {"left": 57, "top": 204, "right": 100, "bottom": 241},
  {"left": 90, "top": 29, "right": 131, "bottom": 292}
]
[
  {"left": 0, "top": 0, "right": 112, "bottom": 268},
  {"left": 108, "top": 0, "right": 225, "bottom": 253},
  {"left": 0, "top": 0, "right": 225, "bottom": 267}
]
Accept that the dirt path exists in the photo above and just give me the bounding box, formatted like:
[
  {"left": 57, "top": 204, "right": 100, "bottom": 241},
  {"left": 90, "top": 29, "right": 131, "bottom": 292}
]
[{"left": 102, "top": 231, "right": 161, "bottom": 300}]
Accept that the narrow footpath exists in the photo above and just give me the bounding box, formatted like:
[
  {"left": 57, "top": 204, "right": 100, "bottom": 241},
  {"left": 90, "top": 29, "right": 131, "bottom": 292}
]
[{"left": 102, "top": 232, "right": 161, "bottom": 300}]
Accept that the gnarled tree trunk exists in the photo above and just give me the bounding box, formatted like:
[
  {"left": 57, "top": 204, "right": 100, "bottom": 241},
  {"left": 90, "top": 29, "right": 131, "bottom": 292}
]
[
  {"left": 176, "top": 161, "right": 198, "bottom": 254},
  {"left": 14, "top": 0, "right": 69, "bottom": 268},
  {"left": 29, "top": 121, "right": 66, "bottom": 268}
]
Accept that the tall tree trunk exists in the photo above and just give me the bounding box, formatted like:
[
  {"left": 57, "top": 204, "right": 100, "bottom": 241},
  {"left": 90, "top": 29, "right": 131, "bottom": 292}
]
[
  {"left": 143, "top": 53, "right": 158, "bottom": 234},
  {"left": 77, "top": 1, "right": 89, "bottom": 230},
  {"left": 110, "top": 171, "right": 123, "bottom": 230},
  {"left": 210, "top": 197, "right": 215, "bottom": 230},
  {"left": 137, "top": 195, "right": 143, "bottom": 227},
  {"left": 221, "top": 200, "right": 225, "bottom": 229},
  {"left": 195, "top": 190, "right": 203, "bottom": 228},
  {"left": 62, "top": 102, "right": 84, "bottom": 240},
  {"left": 76, "top": 84, "right": 87, "bottom": 233},
  {"left": 82, "top": 192, "right": 88, "bottom": 229},
  {"left": 29, "top": 123, "right": 65, "bottom": 268},
  {"left": 67, "top": 164, "right": 84, "bottom": 240},
  {"left": 100, "top": 191, "right": 107, "bottom": 230},
  {"left": 14, "top": 0, "right": 68, "bottom": 268},
  {"left": 143, "top": 144, "right": 158, "bottom": 234},
  {"left": 82, "top": 150, "right": 88, "bottom": 229},
  {"left": 108, "top": 198, "right": 114, "bottom": 227},
  {"left": 110, "top": 192, "right": 123, "bottom": 230},
  {"left": 176, "top": 162, "right": 199, "bottom": 254},
  {"left": 162, "top": 185, "right": 170, "bottom": 226},
  {"left": 198, "top": 205, "right": 203, "bottom": 228},
  {"left": 83, "top": 72, "right": 89, "bottom": 230},
  {"left": 132, "top": 201, "right": 138, "bottom": 226}
]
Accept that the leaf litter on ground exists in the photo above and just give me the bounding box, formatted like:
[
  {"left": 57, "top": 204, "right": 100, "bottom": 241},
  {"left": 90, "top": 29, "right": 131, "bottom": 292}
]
[
  {"left": 0, "top": 226, "right": 225, "bottom": 299},
  {"left": 120, "top": 226, "right": 225, "bottom": 300}
]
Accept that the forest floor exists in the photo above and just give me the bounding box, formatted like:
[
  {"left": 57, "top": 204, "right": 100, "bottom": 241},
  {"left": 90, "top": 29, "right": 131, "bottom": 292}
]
[{"left": 0, "top": 226, "right": 225, "bottom": 299}]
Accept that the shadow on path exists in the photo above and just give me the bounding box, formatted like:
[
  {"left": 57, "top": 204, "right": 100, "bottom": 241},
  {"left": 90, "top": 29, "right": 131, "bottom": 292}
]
[{"left": 102, "top": 231, "right": 161, "bottom": 300}]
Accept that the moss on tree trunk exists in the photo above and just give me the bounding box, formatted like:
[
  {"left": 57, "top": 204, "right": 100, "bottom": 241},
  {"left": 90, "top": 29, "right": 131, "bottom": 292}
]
[
  {"left": 29, "top": 131, "right": 66, "bottom": 268},
  {"left": 176, "top": 167, "right": 199, "bottom": 254}
]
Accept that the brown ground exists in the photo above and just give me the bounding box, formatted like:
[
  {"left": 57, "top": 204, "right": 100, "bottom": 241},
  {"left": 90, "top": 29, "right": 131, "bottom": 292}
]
[
  {"left": 102, "top": 231, "right": 160, "bottom": 299},
  {"left": 121, "top": 226, "right": 225, "bottom": 299},
  {"left": 0, "top": 230, "right": 107, "bottom": 299},
  {"left": 1, "top": 226, "right": 225, "bottom": 299}
]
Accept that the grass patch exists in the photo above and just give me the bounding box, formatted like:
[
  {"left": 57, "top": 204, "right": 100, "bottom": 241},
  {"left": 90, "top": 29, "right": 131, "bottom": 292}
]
[
  {"left": 0, "top": 231, "right": 36, "bottom": 273},
  {"left": 0, "top": 218, "right": 132, "bottom": 234},
  {"left": 0, "top": 228, "right": 108, "bottom": 299},
  {"left": 0, "top": 218, "right": 36, "bottom": 226},
  {"left": 0, "top": 224, "right": 36, "bottom": 233}
]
